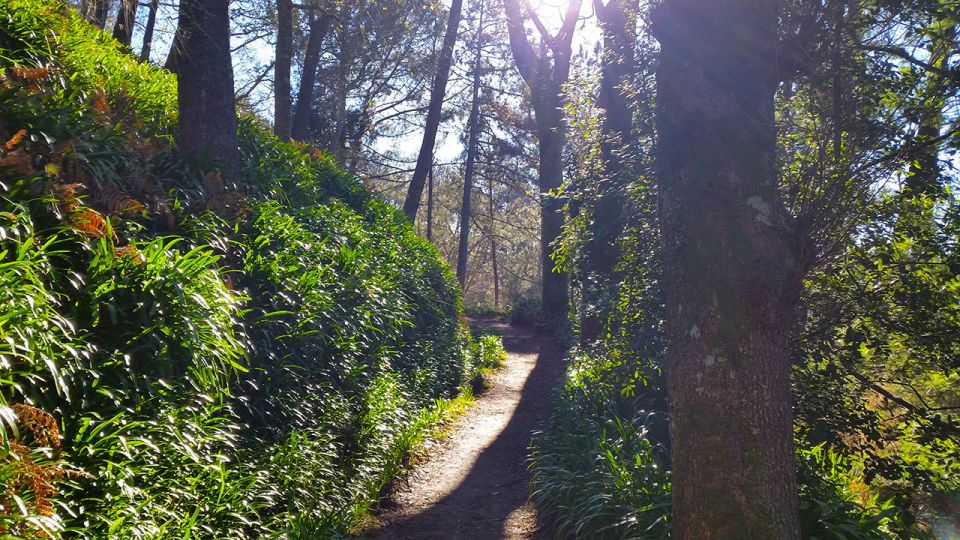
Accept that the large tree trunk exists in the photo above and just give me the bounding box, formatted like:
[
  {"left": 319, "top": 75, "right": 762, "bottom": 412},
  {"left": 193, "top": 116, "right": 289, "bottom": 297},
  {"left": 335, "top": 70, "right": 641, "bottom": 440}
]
[
  {"left": 456, "top": 35, "right": 483, "bottom": 288},
  {"left": 503, "top": 0, "right": 580, "bottom": 323},
  {"left": 174, "top": 0, "right": 239, "bottom": 171},
  {"left": 274, "top": 0, "right": 293, "bottom": 140},
  {"left": 653, "top": 0, "right": 802, "bottom": 537},
  {"left": 140, "top": 0, "right": 159, "bottom": 61},
  {"left": 402, "top": 0, "right": 465, "bottom": 221},
  {"left": 581, "top": 0, "right": 637, "bottom": 342},
  {"left": 112, "top": 0, "right": 137, "bottom": 47},
  {"left": 291, "top": 13, "right": 332, "bottom": 141},
  {"left": 534, "top": 82, "right": 570, "bottom": 318}
]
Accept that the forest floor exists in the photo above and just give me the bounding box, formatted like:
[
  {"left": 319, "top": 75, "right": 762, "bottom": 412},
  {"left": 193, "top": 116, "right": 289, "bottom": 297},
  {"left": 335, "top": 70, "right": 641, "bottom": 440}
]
[{"left": 365, "top": 320, "right": 566, "bottom": 540}]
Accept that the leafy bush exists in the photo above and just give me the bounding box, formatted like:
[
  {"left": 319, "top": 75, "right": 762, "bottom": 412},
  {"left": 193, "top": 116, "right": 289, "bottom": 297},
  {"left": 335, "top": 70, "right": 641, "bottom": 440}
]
[
  {"left": 0, "top": 1, "right": 475, "bottom": 536},
  {"left": 530, "top": 350, "right": 671, "bottom": 540},
  {"left": 509, "top": 296, "right": 541, "bottom": 326}
]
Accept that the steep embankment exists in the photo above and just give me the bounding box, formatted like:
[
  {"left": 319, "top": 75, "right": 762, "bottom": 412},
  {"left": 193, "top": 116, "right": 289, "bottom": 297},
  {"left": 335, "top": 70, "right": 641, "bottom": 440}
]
[{"left": 0, "top": 1, "right": 494, "bottom": 537}]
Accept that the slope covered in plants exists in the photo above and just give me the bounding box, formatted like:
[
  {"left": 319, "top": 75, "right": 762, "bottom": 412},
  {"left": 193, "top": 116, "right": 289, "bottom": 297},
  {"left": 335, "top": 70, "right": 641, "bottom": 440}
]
[{"left": 0, "top": 1, "right": 493, "bottom": 537}]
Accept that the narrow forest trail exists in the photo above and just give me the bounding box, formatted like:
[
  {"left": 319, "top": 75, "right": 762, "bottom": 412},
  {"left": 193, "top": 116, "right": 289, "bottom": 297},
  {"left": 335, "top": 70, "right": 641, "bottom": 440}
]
[{"left": 367, "top": 320, "right": 566, "bottom": 540}]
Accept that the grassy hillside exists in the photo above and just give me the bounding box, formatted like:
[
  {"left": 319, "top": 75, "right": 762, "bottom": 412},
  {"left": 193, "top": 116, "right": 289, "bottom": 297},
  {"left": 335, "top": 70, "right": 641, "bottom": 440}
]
[{"left": 0, "top": 1, "right": 500, "bottom": 537}]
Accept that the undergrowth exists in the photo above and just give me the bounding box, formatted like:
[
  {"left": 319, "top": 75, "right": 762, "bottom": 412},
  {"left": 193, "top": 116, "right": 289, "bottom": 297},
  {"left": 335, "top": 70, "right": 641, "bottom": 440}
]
[
  {"left": 0, "top": 0, "right": 497, "bottom": 537},
  {"left": 530, "top": 191, "right": 898, "bottom": 539}
]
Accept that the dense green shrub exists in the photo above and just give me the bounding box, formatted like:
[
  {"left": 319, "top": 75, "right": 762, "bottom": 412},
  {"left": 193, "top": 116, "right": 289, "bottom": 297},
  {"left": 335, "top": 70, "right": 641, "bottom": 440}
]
[
  {"left": 0, "top": 1, "right": 475, "bottom": 537},
  {"left": 530, "top": 350, "right": 671, "bottom": 540},
  {"left": 508, "top": 296, "right": 542, "bottom": 326}
]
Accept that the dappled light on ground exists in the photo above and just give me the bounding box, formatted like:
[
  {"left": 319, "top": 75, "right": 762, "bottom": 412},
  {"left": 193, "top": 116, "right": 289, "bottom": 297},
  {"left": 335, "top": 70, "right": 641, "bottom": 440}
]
[{"left": 370, "top": 322, "right": 565, "bottom": 540}]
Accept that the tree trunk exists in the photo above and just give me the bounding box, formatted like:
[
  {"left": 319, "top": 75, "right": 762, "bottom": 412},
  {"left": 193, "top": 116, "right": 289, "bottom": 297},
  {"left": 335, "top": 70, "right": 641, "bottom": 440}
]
[
  {"left": 174, "top": 0, "right": 239, "bottom": 172},
  {"left": 140, "top": 0, "right": 159, "bottom": 61},
  {"left": 456, "top": 37, "right": 483, "bottom": 288},
  {"left": 291, "top": 13, "right": 332, "bottom": 141},
  {"left": 402, "top": 0, "right": 465, "bottom": 221},
  {"left": 653, "top": 0, "right": 802, "bottom": 537},
  {"left": 331, "top": 40, "right": 349, "bottom": 162},
  {"left": 92, "top": 0, "right": 109, "bottom": 29},
  {"left": 503, "top": 0, "right": 580, "bottom": 322},
  {"left": 274, "top": 0, "right": 293, "bottom": 140},
  {"left": 535, "top": 85, "right": 570, "bottom": 318},
  {"left": 488, "top": 174, "right": 500, "bottom": 307},
  {"left": 581, "top": 0, "right": 636, "bottom": 342},
  {"left": 426, "top": 166, "right": 435, "bottom": 242},
  {"left": 112, "top": 0, "right": 137, "bottom": 47}
]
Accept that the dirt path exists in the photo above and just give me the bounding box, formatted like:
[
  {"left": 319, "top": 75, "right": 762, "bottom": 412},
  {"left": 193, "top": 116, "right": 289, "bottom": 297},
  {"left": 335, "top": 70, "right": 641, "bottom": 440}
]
[{"left": 367, "top": 321, "right": 565, "bottom": 540}]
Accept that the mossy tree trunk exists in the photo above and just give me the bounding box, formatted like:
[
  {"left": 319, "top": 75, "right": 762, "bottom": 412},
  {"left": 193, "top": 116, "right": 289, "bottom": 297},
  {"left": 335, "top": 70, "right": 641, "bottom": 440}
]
[
  {"left": 581, "top": 0, "right": 637, "bottom": 342},
  {"left": 532, "top": 77, "right": 570, "bottom": 318},
  {"left": 653, "top": 0, "right": 802, "bottom": 537},
  {"left": 174, "top": 0, "right": 239, "bottom": 172}
]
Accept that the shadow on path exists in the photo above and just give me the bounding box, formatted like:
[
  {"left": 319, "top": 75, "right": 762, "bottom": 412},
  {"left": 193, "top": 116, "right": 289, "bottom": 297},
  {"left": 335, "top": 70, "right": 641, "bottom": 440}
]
[{"left": 368, "top": 321, "right": 565, "bottom": 540}]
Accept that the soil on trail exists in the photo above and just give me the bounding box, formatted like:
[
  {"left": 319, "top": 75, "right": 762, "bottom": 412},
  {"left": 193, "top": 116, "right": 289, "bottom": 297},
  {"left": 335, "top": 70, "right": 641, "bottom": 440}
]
[{"left": 368, "top": 320, "right": 565, "bottom": 540}]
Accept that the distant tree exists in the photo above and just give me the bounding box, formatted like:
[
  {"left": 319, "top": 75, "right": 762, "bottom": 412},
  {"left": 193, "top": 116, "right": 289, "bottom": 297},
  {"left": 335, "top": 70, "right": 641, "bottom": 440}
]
[
  {"left": 503, "top": 0, "right": 582, "bottom": 321},
  {"left": 172, "top": 0, "right": 239, "bottom": 170},
  {"left": 291, "top": 8, "right": 332, "bottom": 140},
  {"left": 403, "top": 0, "right": 464, "bottom": 221},
  {"left": 653, "top": 0, "right": 803, "bottom": 536},
  {"left": 91, "top": 0, "right": 109, "bottom": 28},
  {"left": 456, "top": 0, "right": 484, "bottom": 287},
  {"left": 111, "top": 0, "right": 137, "bottom": 46},
  {"left": 139, "top": 0, "right": 159, "bottom": 60},
  {"left": 274, "top": 0, "right": 293, "bottom": 140}
]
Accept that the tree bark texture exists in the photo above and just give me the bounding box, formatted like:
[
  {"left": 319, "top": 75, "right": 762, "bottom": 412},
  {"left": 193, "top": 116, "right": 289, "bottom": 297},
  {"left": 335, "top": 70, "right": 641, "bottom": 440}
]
[
  {"left": 653, "top": 0, "right": 802, "bottom": 537},
  {"left": 403, "top": 0, "right": 465, "bottom": 221},
  {"left": 274, "top": 0, "right": 294, "bottom": 140},
  {"left": 174, "top": 0, "right": 239, "bottom": 171},
  {"left": 112, "top": 0, "right": 137, "bottom": 47},
  {"left": 291, "top": 13, "right": 332, "bottom": 141}
]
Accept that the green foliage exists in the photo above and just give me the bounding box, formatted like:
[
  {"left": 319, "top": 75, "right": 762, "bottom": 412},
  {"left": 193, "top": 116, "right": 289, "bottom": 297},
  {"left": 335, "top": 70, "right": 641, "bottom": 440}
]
[
  {"left": 508, "top": 296, "right": 541, "bottom": 327},
  {"left": 530, "top": 351, "right": 671, "bottom": 540},
  {"left": 797, "top": 443, "right": 897, "bottom": 540},
  {"left": 0, "top": 1, "right": 475, "bottom": 537}
]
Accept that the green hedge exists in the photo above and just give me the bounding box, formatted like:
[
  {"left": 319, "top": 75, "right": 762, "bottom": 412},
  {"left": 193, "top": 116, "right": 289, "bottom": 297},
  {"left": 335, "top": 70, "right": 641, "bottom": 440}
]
[{"left": 0, "top": 1, "right": 481, "bottom": 537}]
